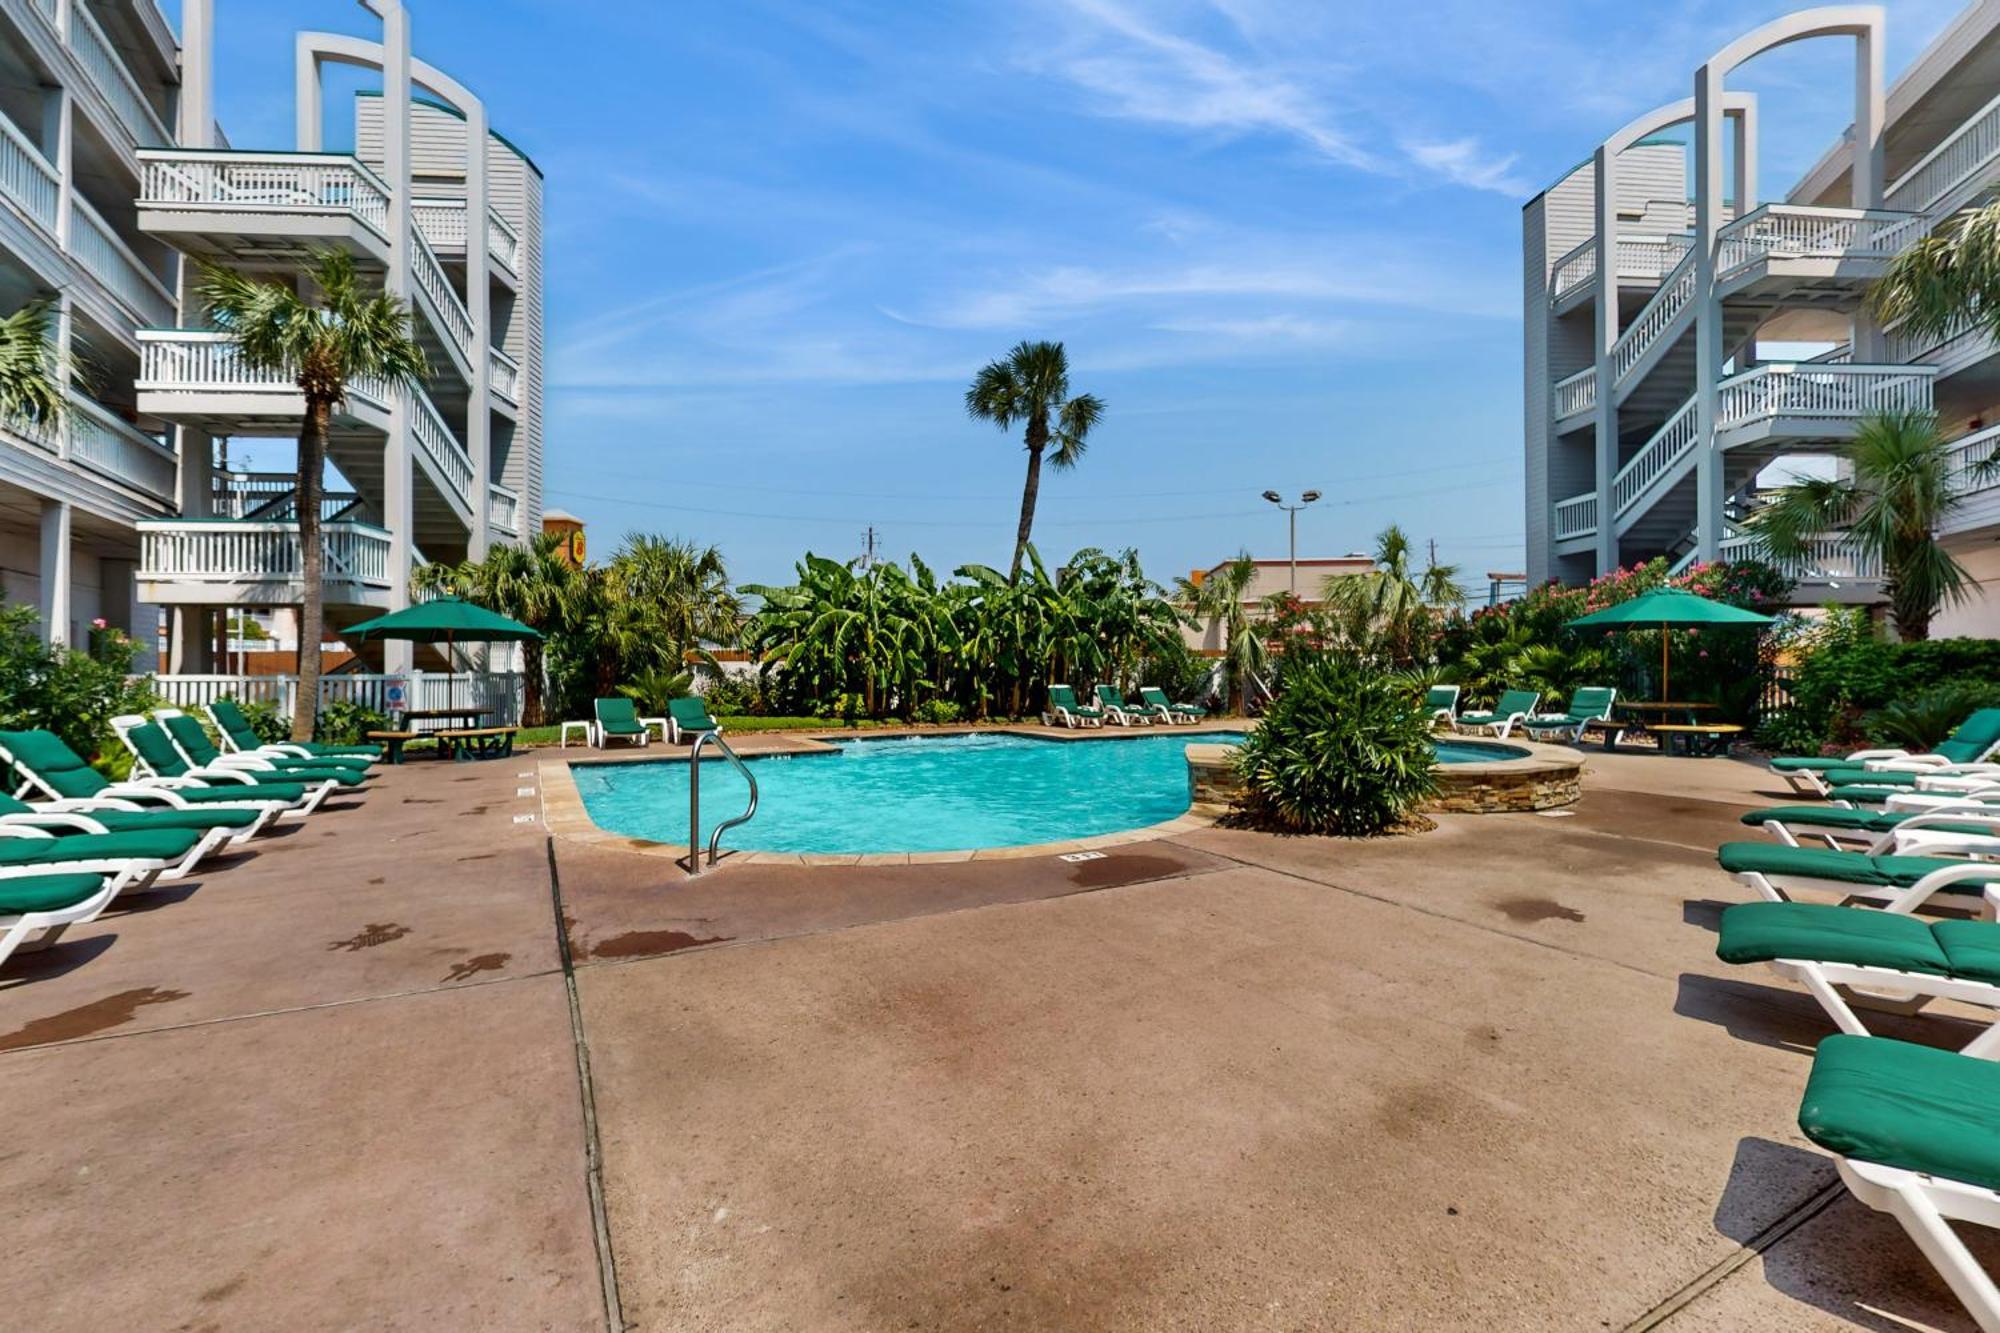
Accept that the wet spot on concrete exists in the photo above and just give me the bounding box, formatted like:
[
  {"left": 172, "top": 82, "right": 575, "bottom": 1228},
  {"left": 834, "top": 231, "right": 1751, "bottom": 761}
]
[
  {"left": 366, "top": 876, "right": 386, "bottom": 886},
  {"left": 0, "top": 986, "right": 190, "bottom": 1051},
  {"left": 1468, "top": 1023, "right": 1503, "bottom": 1046},
  {"left": 440, "top": 952, "right": 511, "bottom": 982},
  {"left": 466, "top": 806, "right": 489, "bottom": 816},
  {"left": 327, "top": 923, "right": 411, "bottom": 952},
  {"left": 198, "top": 1276, "right": 245, "bottom": 1303},
  {"left": 1066, "top": 852, "right": 1183, "bottom": 888},
  {"left": 456, "top": 851, "right": 498, "bottom": 862},
  {"left": 1377, "top": 1082, "right": 1454, "bottom": 1140},
  {"left": 402, "top": 797, "right": 443, "bottom": 805},
  {"left": 591, "top": 929, "right": 732, "bottom": 959},
  {"left": 1494, "top": 896, "right": 1585, "bottom": 924}
]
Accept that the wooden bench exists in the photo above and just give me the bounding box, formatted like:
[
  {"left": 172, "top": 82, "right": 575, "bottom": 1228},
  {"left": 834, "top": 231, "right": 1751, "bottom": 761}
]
[
  {"left": 1646, "top": 722, "right": 1745, "bottom": 757},
  {"left": 435, "top": 726, "right": 520, "bottom": 762},
  {"left": 1577, "top": 717, "right": 1629, "bottom": 751},
  {"left": 366, "top": 729, "right": 421, "bottom": 765}
]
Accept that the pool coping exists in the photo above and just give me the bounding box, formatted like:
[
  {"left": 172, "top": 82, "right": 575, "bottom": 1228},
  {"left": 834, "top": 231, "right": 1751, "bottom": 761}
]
[{"left": 537, "top": 722, "right": 1250, "bottom": 869}]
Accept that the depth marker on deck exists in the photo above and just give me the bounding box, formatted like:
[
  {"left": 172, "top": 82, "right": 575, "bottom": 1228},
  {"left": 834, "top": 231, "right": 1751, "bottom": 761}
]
[
  {"left": 1059, "top": 850, "right": 1108, "bottom": 862},
  {"left": 513, "top": 813, "right": 536, "bottom": 824},
  {"left": 517, "top": 786, "right": 537, "bottom": 797}
]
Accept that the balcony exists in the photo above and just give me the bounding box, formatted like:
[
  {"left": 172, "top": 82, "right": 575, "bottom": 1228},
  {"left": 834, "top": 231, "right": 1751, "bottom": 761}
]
[
  {"left": 1, "top": 389, "right": 176, "bottom": 513},
  {"left": 137, "top": 330, "right": 393, "bottom": 436},
  {"left": 69, "top": 193, "right": 175, "bottom": 327},
  {"left": 1549, "top": 233, "right": 1691, "bottom": 308},
  {"left": 1552, "top": 367, "right": 1597, "bottom": 429},
  {"left": 412, "top": 388, "right": 474, "bottom": 515},
  {"left": 1712, "top": 363, "right": 1936, "bottom": 451},
  {"left": 137, "top": 519, "right": 394, "bottom": 609},
  {"left": 0, "top": 113, "right": 59, "bottom": 238},
  {"left": 67, "top": 1, "right": 171, "bottom": 149},
  {"left": 137, "top": 150, "right": 392, "bottom": 265},
  {"left": 211, "top": 472, "right": 368, "bottom": 522},
  {"left": 1718, "top": 529, "right": 1882, "bottom": 591},
  {"left": 1714, "top": 204, "right": 1921, "bottom": 302},
  {"left": 489, "top": 346, "right": 521, "bottom": 407}
]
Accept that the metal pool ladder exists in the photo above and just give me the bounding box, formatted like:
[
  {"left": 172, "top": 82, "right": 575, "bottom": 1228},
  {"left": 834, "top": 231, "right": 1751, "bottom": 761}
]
[{"left": 688, "top": 730, "right": 758, "bottom": 875}]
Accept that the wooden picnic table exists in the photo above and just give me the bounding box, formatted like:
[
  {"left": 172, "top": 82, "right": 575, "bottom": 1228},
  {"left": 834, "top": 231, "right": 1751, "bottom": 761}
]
[
  {"left": 1646, "top": 722, "right": 1745, "bottom": 757},
  {"left": 366, "top": 729, "right": 420, "bottom": 764},
  {"left": 436, "top": 725, "right": 519, "bottom": 762},
  {"left": 399, "top": 707, "right": 491, "bottom": 736}
]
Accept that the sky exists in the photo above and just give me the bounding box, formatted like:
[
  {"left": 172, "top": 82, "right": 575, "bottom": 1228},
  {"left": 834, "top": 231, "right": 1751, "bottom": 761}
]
[{"left": 175, "top": 0, "right": 1967, "bottom": 597}]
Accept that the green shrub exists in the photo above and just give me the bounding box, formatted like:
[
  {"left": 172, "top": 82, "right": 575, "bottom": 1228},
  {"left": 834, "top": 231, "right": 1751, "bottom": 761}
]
[
  {"left": 316, "top": 698, "right": 389, "bottom": 745},
  {"left": 912, "top": 699, "right": 962, "bottom": 725},
  {"left": 1786, "top": 634, "right": 2000, "bottom": 750},
  {"left": 701, "top": 673, "right": 770, "bottom": 718},
  {"left": 0, "top": 603, "right": 155, "bottom": 772},
  {"left": 1134, "top": 638, "right": 1213, "bottom": 711},
  {"left": 1233, "top": 650, "right": 1438, "bottom": 836},
  {"left": 1864, "top": 681, "right": 2000, "bottom": 752}
]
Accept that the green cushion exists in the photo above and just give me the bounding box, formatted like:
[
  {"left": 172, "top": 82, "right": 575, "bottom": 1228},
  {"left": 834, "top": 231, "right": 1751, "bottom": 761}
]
[
  {"left": 1770, "top": 755, "right": 1850, "bottom": 773},
  {"left": 1815, "top": 768, "right": 1925, "bottom": 789},
  {"left": 1800, "top": 1035, "right": 2000, "bottom": 1191},
  {"left": 0, "top": 730, "right": 109, "bottom": 799},
  {"left": 1825, "top": 785, "right": 1904, "bottom": 805},
  {"left": 267, "top": 751, "right": 369, "bottom": 771},
  {"left": 667, "top": 697, "right": 717, "bottom": 730},
  {"left": 0, "top": 873, "right": 109, "bottom": 915},
  {"left": 1716, "top": 841, "right": 2000, "bottom": 891},
  {"left": 256, "top": 764, "right": 363, "bottom": 786},
  {"left": 0, "top": 828, "right": 200, "bottom": 867},
  {"left": 0, "top": 792, "right": 259, "bottom": 834},
  {"left": 127, "top": 723, "right": 192, "bottom": 777},
  {"left": 1934, "top": 920, "right": 2000, "bottom": 985},
  {"left": 1567, "top": 688, "right": 1615, "bottom": 716},
  {"left": 1740, "top": 806, "right": 1998, "bottom": 839},
  {"left": 595, "top": 698, "right": 646, "bottom": 734},
  {"left": 1716, "top": 901, "right": 1952, "bottom": 976},
  {"left": 161, "top": 714, "right": 226, "bottom": 767},
  {"left": 163, "top": 785, "right": 303, "bottom": 807},
  {"left": 1937, "top": 710, "right": 2000, "bottom": 765}
]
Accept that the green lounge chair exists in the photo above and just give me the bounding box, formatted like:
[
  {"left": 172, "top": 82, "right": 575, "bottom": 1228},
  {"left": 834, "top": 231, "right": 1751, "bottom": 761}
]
[
  {"left": 1741, "top": 803, "right": 2000, "bottom": 852},
  {"left": 593, "top": 697, "right": 664, "bottom": 748},
  {"left": 1717, "top": 839, "right": 2000, "bottom": 912},
  {"left": 0, "top": 728, "right": 320, "bottom": 823},
  {"left": 0, "top": 873, "right": 117, "bottom": 972},
  {"left": 1045, "top": 685, "right": 1103, "bottom": 729},
  {"left": 0, "top": 791, "right": 269, "bottom": 846},
  {"left": 112, "top": 720, "right": 333, "bottom": 816},
  {"left": 155, "top": 712, "right": 367, "bottom": 787},
  {"left": 1828, "top": 778, "right": 2000, "bottom": 807},
  {"left": 208, "top": 698, "right": 383, "bottom": 764},
  {"left": 1423, "top": 685, "right": 1460, "bottom": 726},
  {"left": 1094, "top": 684, "right": 1154, "bottom": 727},
  {"left": 1795, "top": 1036, "right": 2000, "bottom": 1330},
  {"left": 0, "top": 824, "right": 220, "bottom": 894},
  {"left": 1455, "top": 689, "right": 1541, "bottom": 740},
  {"left": 666, "top": 697, "right": 719, "bottom": 745},
  {"left": 1522, "top": 687, "right": 1618, "bottom": 744},
  {"left": 1771, "top": 709, "right": 2000, "bottom": 795},
  {"left": 1139, "top": 687, "right": 1203, "bottom": 724},
  {"left": 1719, "top": 900, "right": 2000, "bottom": 1054}
]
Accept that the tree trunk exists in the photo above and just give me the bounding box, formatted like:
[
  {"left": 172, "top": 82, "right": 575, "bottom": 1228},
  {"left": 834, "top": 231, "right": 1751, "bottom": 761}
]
[
  {"left": 293, "top": 398, "right": 330, "bottom": 742},
  {"left": 1008, "top": 419, "right": 1048, "bottom": 583},
  {"left": 523, "top": 640, "right": 546, "bottom": 726}
]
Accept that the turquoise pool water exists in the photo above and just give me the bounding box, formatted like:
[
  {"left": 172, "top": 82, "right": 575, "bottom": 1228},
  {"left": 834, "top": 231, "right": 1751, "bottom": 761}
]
[{"left": 572, "top": 731, "right": 1530, "bottom": 856}]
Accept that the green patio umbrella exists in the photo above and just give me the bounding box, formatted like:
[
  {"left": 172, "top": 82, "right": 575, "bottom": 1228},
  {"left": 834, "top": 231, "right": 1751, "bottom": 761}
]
[
  {"left": 1566, "top": 587, "right": 1773, "bottom": 704},
  {"left": 343, "top": 597, "right": 542, "bottom": 711}
]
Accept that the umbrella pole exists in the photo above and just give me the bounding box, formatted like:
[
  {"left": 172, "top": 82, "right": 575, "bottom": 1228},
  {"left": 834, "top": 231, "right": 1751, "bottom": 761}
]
[{"left": 1661, "top": 625, "right": 1668, "bottom": 706}]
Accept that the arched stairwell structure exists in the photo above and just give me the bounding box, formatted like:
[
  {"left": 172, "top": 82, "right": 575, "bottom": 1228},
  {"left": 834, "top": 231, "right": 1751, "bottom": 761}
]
[{"left": 130, "top": 0, "right": 539, "bottom": 678}]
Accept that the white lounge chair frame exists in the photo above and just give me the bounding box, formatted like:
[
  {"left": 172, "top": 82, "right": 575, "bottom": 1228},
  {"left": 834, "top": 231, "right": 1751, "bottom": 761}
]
[
  {"left": 204, "top": 703, "right": 373, "bottom": 767},
  {"left": 1045, "top": 686, "right": 1102, "bottom": 730},
  {"left": 0, "top": 824, "right": 227, "bottom": 892},
  {"left": 1426, "top": 685, "right": 1460, "bottom": 727},
  {"left": 109, "top": 716, "right": 334, "bottom": 819},
  {"left": 1781, "top": 741, "right": 2000, "bottom": 796},
  {"left": 1835, "top": 1156, "right": 2000, "bottom": 1332},
  {"left": 1730, "top": 827, "right": 2000, "bottom": 913},
  {"left": 1095, "top": 686, "right": 1154, "bottom": 728},
  {"left": 1455, "top": 691, "right": 1542, "bottom": 740},
  {"left": 0, "top": 874, "right": 117, "bottom": 972}
]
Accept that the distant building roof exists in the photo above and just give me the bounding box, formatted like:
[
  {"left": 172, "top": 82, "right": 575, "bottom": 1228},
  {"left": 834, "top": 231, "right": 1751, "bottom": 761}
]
[{"left": 541, "top": 508, "right": 582, "bottom": 524}]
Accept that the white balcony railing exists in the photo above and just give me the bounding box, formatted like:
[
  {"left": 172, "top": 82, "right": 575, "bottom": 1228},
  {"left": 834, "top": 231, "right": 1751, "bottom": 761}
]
[
  {"left": 139, "top": 520, "right": 392, "bottom": 589},
  {"left": 1553, "top": 493, "right": 1597, "bottom": 540},
  {"left": 1716, "top": 363, "right": 1937, "bottom": 430},
  {"left": 1553, "top": 367, "right": 1597, "bottom": 420},
  {"left": 487, "top": 209, "right": 521, "bottom": 272},
  {"left": 1549, "top": 234, "right": 1692, "bottom": 303},
  {"left": 0, "top": 112, "right": 58, "bottom": 235},
  {"left": 211, "top": 472, "right": 364, "bottom": 521},
  {"left": 68, "top": 193, "right": 175, "bottom": 326},
  {"left": 411, "top": 198, "right": 468, "bottom": 250},
  {"left": 1720, "top": 530, "right": 1882, "bottom": 581},
  {"left": 488, "top": 483, "right": 521, "bottom": 534},
  {"left": 65, "top": 391, "right": 176, "bottom": 499},
  {"left": 1715, "top": 204, "right": 1923, "bottom": 279},
  {"left": 69, "top": 1, "right": 170, "bottom": 147},
  {"left": 1946, "top": 424, "right": 2000, "bottom": 499},
  {"left": 1888, "top": 86, "right": 2000, "bottom": 216},
  {"left": 412, "top": 229, "right": 473, "bottom": 360},
  {"left": 1611, "top": 396, "right": 1701, "bottom": 518},
  {"left": 488, "top": 346, "right": 521, "bottom": 404},
  {"left": 138, "top": 330, "right": 392, "bottom": 416},
  {"left": 138, "top": 150, "right": 393, "bottom": 239},
  {"left": 412, "top": 388, "right": 474, "bottom": 506}
]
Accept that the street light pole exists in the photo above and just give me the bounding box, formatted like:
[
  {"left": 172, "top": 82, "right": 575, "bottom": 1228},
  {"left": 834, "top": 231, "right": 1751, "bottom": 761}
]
[{"left": 1261, "top": 490, "right": 1322, "bottom": 595}]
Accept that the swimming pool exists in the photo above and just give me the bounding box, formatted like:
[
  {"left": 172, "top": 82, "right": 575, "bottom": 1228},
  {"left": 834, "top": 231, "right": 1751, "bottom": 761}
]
[{"left": 571, "top": 731, "right": 1533, "bottom": 856}]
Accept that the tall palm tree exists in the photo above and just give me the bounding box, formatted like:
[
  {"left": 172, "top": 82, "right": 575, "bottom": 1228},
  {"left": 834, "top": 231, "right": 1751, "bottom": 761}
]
[
  {"left": 411, "top": 533, "right": 577, "bottom": 725},
  {"left": 1748, "top": 409, "right": 1995, "bottom": 640},
  {"left": 0, "top": 302, "right": 63, "bottom": 432},
  {"left": 1322, "top": 525, "right": 1460, "bottom": 664},
  {"left": 1872, "top": 200, "right": 2000, "bottom": 348},
  {"left": 199, "top": 251, "right": 427, "bottom": 740},
  {"left": 964, "top": 340, "right": 1105, "bottom": 582},
  {"left": 1178, "top": 553, "right": 1266, "bottom": 712}
]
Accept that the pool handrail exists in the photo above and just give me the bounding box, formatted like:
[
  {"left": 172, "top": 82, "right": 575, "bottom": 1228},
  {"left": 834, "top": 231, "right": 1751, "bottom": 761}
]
[{"left": 689, "top": 729, "right": 758, "bottom": 875}]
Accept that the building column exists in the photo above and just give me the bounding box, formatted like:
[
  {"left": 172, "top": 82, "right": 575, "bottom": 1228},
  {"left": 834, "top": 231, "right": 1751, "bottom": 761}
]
[
  {"left": 466, "top": 98, "right": 492, "bottom": 558},
  {"left": 1591, "top": 143, "right": 1619, "bottom": 575},
  {"left": 1851, "top": 25, "right": 1888, "bottom": 363},
  {"left": 380, "top": 0, "right": 416, "bottom": 675},
  {"left": 38, "top": 500, "right": 72, "bottom": 647},
  {"left": 1692, "top": 64, "right": 1727, "bottom": 563},
  {"left": 179, "top": 0, "right": 215, "bottom": 148}
]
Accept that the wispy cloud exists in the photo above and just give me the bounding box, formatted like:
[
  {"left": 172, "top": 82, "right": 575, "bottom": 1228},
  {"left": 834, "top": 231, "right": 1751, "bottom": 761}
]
[{"left": 1400, "top": 138, "right": 1532, "bottom": 196}]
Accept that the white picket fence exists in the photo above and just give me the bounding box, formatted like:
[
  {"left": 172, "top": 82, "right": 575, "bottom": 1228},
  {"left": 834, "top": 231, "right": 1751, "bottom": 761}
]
[{"left": 146, "top": 672, "right": 527, "bottom": 725}]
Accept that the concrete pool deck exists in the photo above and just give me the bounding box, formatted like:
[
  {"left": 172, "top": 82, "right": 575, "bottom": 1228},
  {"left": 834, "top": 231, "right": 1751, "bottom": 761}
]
[{"left": 2, "top": 742, "right": 1995, "bottom": 1328}]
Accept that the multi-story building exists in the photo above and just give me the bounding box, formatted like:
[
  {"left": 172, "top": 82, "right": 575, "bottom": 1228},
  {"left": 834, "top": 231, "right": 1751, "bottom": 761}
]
[
  {"left": 1523, "top": 1, "right": 2000, "bottom": 633},
  {"left": 0, "top": 0, "right": 543, "bottom": 678}
]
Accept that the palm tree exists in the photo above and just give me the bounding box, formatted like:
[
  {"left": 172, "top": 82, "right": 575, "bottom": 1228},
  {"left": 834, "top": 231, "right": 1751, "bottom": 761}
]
[
  {"left": 1748, "top": 408, "right": 1996, "bottom": 640},
  {"left": 412, "top": 534, "right": 577, "bottom": 725},
  {"left": 1178, "top": 553, "right": 1266, "bottom": 712},
  {"left": 1872, "top": 200, "right": 2000, "bottom": 349},
  {"left": 0, "top": 302, "right": 63, "bottom": 432},
  {"left": 199, "top": 251, "right": 427, "bottom": 741},
  {"left": 1322, "top": 525, "right": 1461, "bottom": 664},
  {"left": 964, "top": 340, "right": 1105, "bottom": 582}
]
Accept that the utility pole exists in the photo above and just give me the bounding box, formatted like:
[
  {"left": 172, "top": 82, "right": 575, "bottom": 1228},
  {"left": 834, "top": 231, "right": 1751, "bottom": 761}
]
[
  {"left": 1261, "top": 490, "right": 1322, "bottom": 595},
  {"left": 860, "top": 526, "right": 877, "bottom": 570},
  {"left": 1429, "top": 537, "right": 1438, "bottom": 569}
]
